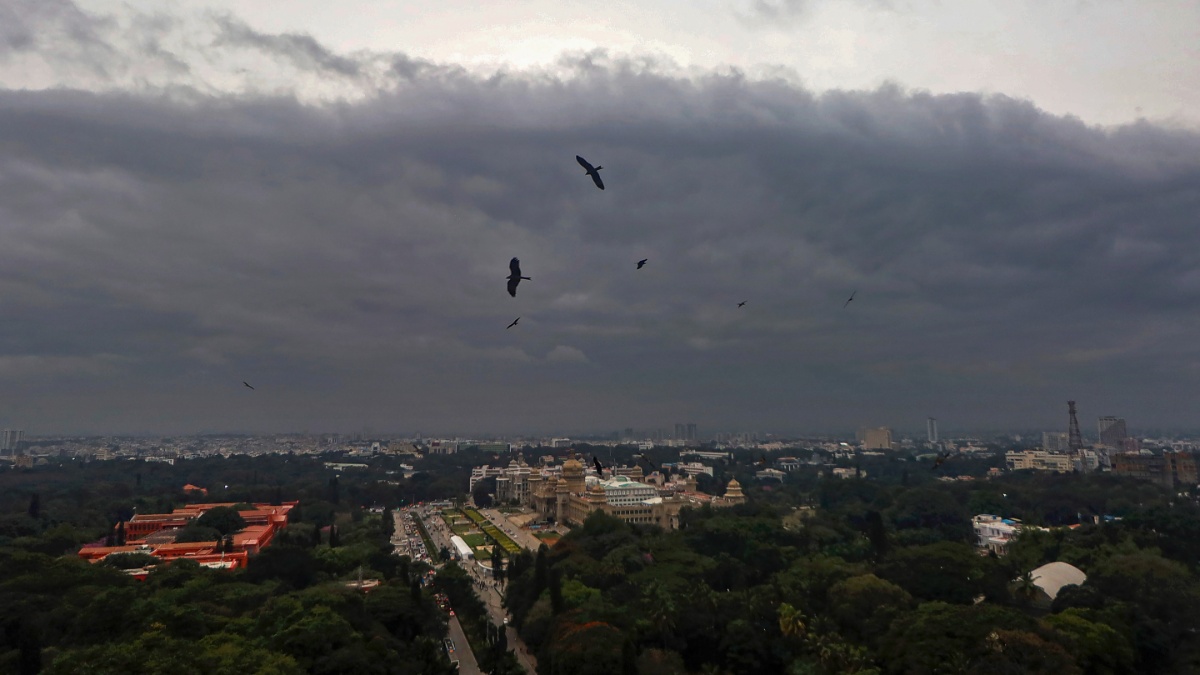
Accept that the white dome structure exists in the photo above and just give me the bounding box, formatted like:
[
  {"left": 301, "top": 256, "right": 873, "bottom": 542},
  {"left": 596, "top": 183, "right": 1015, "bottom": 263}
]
[{"left": 1028, "top": 561, "right": 1087, "bottom": 601}]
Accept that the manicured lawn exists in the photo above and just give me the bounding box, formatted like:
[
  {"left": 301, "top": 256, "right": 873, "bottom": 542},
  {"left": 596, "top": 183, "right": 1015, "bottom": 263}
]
[{"left": 462, "top": 533, "right": 489, "bottom": 547}]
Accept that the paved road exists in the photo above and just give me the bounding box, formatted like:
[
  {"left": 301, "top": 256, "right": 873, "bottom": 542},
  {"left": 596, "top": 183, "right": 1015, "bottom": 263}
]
[
  {"left": 422, "top": 509, "right": 539, "bottom": 674},
  {"left": 446, "top": 615, "right": 481, "bottom": 675}
]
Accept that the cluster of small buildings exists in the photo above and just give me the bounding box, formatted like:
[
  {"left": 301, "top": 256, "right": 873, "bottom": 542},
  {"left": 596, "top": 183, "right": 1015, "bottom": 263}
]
[
  {"left": 471, "top": 456, "right": 745, "bottom": 530},
  {"left": 77, "top": 500, "right": 296, "bottom": 578}
]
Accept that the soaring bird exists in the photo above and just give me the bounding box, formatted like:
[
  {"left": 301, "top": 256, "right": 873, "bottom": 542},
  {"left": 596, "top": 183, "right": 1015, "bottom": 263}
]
[
  {"left": 593, "top": 456, "right": 605, "bottom": 473},
  {"left": 637, "top": 259, "right": 648, "bottom": 269},
  {"left": 576, "top": 155, "right": 604, "bottom": 190},
  {"left": 843, "top": 290, "right": 856, "bottom": 309},
  {"left": 507, "top": 258, "right": 530, "bottom": 297},
  {"left": 932, "top": 451, "right": 955, "bottom": 471},
  {"left": 507, "top": 317, "right": 520, "bottom": 329},
  {"left": 738, "top": 301, "right": 747, "bottom": 308},
  {"left": 243, "top": 381, "right": 255, "bottom": 390}
]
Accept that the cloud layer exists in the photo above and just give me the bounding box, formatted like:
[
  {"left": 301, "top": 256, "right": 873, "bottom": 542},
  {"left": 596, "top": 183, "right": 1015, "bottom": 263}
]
[{"left": 1, "top": 3, "right": 1199, "bottom": 435}]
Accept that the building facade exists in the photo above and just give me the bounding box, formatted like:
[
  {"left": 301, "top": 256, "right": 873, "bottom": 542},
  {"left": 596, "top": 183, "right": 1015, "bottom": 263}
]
[
  {"left": 1098, "top": 417, "right": 1128, "bottom": 449},
  {"left": 521, "top": 457, "right": 744, "bottom": 530},
  {"left": 858, "top": 427, "right": 894, "bottom": 451},
  {"left": 1006, "top": 450, "right": 1073, "bottom": 472},
  {"left": 1112, "top": 452, "right": 1198, "bottom": 489}
]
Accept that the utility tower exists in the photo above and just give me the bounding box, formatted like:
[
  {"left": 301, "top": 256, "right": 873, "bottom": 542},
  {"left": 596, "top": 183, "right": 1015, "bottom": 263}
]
[{"left": 1067, "top": 401, "right": 1083, "bottom": 451}]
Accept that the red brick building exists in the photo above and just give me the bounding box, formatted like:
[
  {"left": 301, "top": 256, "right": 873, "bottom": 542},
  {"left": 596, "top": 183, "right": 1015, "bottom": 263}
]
[{"left": 78, "top": 501, "right": 297, "bottom": 576}]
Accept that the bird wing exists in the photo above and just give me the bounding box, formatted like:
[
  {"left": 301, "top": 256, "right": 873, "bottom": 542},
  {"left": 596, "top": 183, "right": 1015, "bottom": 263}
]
[
  {"left": 507, "top": 278, "right": 519, "bottom": 297},
  {"left": 591, "top": 173, "right": 605, "bottom": 190},
  {"left": 576, "top": 155, "right": 594, "bottom": 172},
  {"left": 510, "top": 257, "right": 521, "bottom": 276}
]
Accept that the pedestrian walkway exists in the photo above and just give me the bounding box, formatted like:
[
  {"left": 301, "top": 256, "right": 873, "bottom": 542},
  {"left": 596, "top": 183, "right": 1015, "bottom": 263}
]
[{"left": 480, "top": 509, "right": 545, "bottom": 551}]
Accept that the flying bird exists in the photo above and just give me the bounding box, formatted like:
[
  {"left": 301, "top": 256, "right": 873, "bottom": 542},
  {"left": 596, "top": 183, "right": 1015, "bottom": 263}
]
[
  {"left": 593, "top": 456, "right": 605, "bottom": 473},
  {"left": 737, "top": 301, "right": 747, "bottom": 308},
  {"left": 507, "top": 258, "right": 530, "bottom": 297},
  {"left": 755, "top": 454, "right": 768, "bottom": 467},
  {"left": 637, "top": 259, "right": 648, "bottom": 269},
  {"left": 243, "top": 381, "right": 255, "bottom": 390},
  {"left": 932, "top": 452, "right": 955, "bottom": 471},
  {"left": 576, "top": 155, "right": 604, "bottom": 190},
  {"left": 843, "top": 290, "right": 856, "bottom": 309},
  {"left": 507, "top": 317, "right": 520, "bottom": 329}
]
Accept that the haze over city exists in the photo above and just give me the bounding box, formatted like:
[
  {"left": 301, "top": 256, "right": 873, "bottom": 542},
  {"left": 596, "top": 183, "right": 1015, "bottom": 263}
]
[{"left": 2, "top": 0, "right": 1200, "bottom": 435}]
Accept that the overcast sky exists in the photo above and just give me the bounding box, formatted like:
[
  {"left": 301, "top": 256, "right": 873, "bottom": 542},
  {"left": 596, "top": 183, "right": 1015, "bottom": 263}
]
[{"left": 1, "top": 0, "right": 1199, "bottom": 436}]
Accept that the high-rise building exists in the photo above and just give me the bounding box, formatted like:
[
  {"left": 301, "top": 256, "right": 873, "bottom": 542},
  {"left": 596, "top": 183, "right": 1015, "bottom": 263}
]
[
  {"left": 926, "top": 418, "right": 938, "bottom": 444},
  {"left": 858, "top": 427, "right": 893, "bottom": 450},
  {"left": 1098, "top": 417, "right": 1128, "bottom": 449},
  {"left": 686, "top": 423, "right": 697, "bottom": 441},
  {"left": 674, "top": 423, "right": 686, "bottom": 440},
  {"left": 1, "top": 429, "right": 23, "bottom": 455},
  {"left": 1043, "top": 432, "right": 1070, "bottom": 452}
]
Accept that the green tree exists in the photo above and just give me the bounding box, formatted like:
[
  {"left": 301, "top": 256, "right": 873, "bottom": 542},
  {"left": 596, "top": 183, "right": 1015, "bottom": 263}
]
[
  {"left": 492, "top": 545, "right": 505, "bottom": 584},
  {"left": 1044, "top": 609, "right": 1136, "bottom": 675},
  {"left": 195, "top": 507, "right": 246, "bottom": 536},
  {"left": 828, "top": 574, "right": 913, "bottom": 645}
]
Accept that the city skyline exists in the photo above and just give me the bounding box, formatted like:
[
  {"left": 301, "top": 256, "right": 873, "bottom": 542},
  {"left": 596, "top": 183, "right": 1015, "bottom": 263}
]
[{"left": 2, "top": 2, "right": 1200, "bottom": 435}]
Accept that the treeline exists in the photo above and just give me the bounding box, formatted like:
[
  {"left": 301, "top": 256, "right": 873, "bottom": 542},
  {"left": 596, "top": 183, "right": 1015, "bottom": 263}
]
[
  {"left": 501, "top": 472, "right": 1200, "bottom": 674},
  {"left": 0, "top": 454, "right": 468, "bottom": 674}
]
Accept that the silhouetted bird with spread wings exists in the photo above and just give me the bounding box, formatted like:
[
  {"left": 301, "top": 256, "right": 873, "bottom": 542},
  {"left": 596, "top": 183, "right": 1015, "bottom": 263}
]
[
  {"left": 593, "top": 456, "right": 605, "bottom": 473},
  {"left": 507, "top": 317, "right": 520, "bottom": 329},
  {"left": 844, "top": 290, "right": 857, "bottom": 309},
  {"left": 507, "top": 258, "right": 530, "bottom": 297},
  {"left": 932, "top": 451, "right": 955, "bottom": 471},
  {"left": 576, "top": 155, "right": 604, "bottom": 190},
  {"left": 243, "top": 381, "right": 255, "bottom": 390},
  {"left": 637, "top": 259, "right": 648, "bottom": 269},
  {"left": 738, "top": 301, "right": 747, "bottom": 308}
]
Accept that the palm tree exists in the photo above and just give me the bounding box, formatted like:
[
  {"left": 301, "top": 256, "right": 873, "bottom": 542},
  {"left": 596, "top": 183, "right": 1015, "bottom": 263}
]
[
  {"left": 644, "top": 581, "right": 677, "bottom": 648},
  {"left": 778, "top": 603, "right": 807, "bottom": 639},
  {"left": 1014, "top": 570, "right": 1040, "bottom": 605}
]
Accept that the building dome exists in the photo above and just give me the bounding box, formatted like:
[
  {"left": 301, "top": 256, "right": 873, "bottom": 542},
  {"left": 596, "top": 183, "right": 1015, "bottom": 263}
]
[
  {"left": 562, "top": 458, "right": 584, "bottom": 475},
  {"left": 1028, "top": 562, "right": 1087, "bottom": 601}
]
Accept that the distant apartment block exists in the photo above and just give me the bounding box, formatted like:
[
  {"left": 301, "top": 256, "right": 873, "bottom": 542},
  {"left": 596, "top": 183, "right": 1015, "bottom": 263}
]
[
  {"left": 1098, "top": 417, "right": 1128, "bottom": 449},
  {"left": 775, "top": 457, "right": 802, "bottom": 472},
  {"left": 1042, "top": 432, "right": 1070, "bottom": 453},
  {"left": 680, "top": 449, "right": 734, "bottom": 461},
  {"left": 857, "top": 427, "right": 894, "bottom": 451},
  {"left": 1, "top": 429, "right": 24, "bottom": 455},
  {"left": 1006, "top": 450, "right": 1073, "bottom": 472},
  {"left": 673, "top": 461, "right": 714, "bottom": 478},
  {"left": 973, "top": 514, "right": 1025, "bottom": 555},
  {"left": 1112, "top": 452, "right": 1198, "bottom": 490},
  {"left": 756, "top": 468, "right": 787, "bottom": 481}
]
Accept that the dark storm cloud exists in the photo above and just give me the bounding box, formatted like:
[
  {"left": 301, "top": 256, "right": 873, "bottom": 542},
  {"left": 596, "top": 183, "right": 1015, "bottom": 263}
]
[
  {"left": 1, "top": 22, "right": 1199, "bottom": 434},
  {"left": 0, "top": 0, "right": 114, "bottom": 66},
  {"left": 212, "top": 14, "right": 363, "bottom": 77}
]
